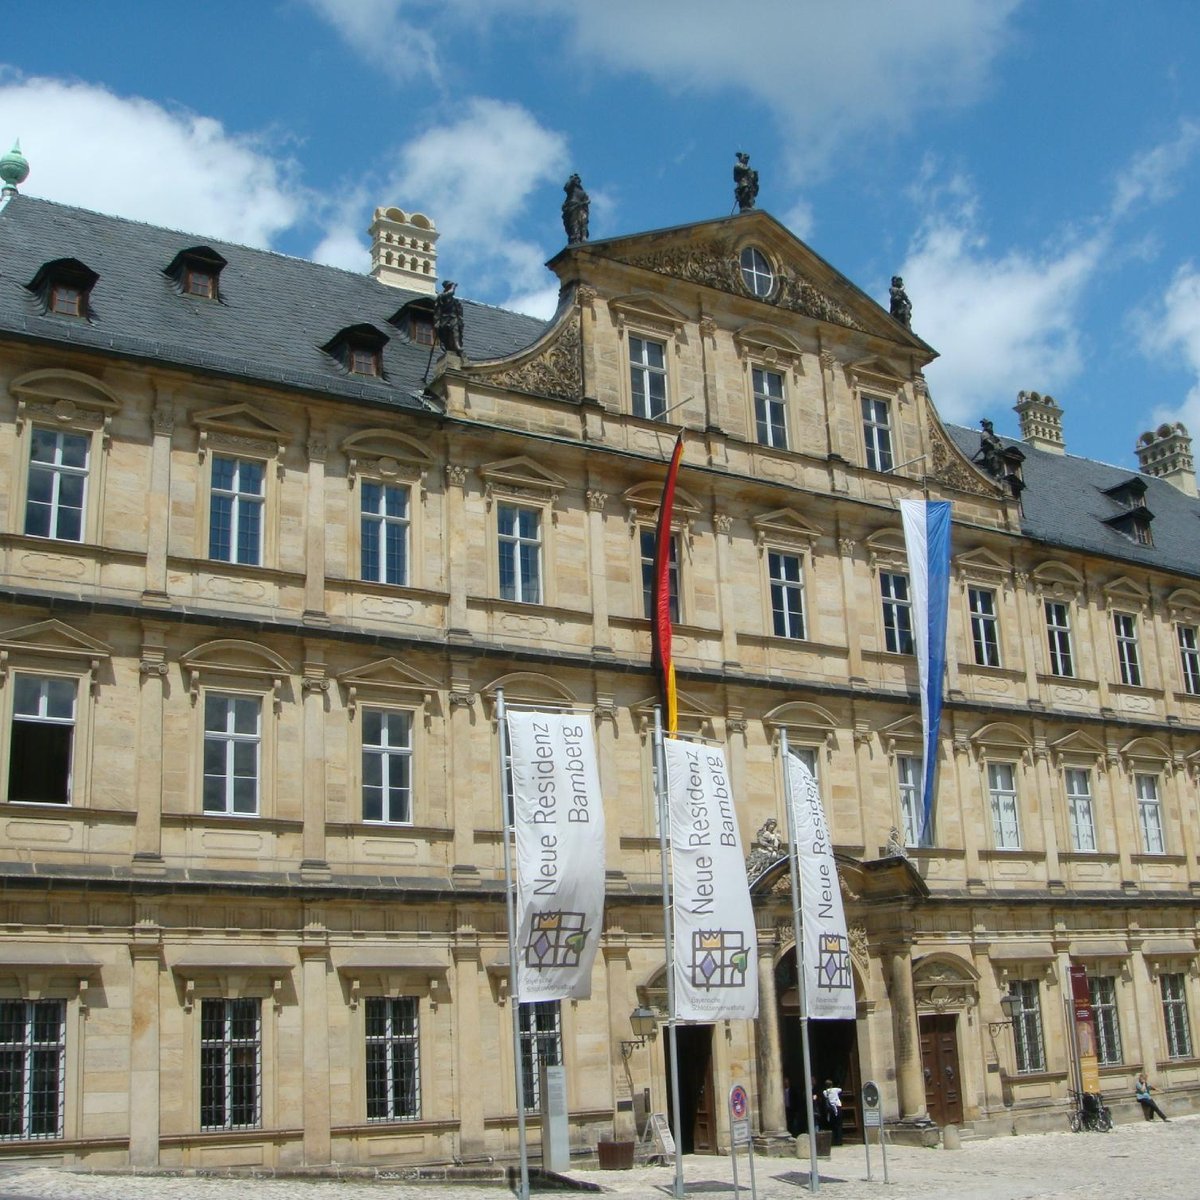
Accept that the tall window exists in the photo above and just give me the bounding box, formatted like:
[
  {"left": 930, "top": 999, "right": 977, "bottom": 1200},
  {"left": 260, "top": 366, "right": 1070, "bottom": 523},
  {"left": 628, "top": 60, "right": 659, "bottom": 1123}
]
[
  {"left": 1088, "top": 976, "right": 1123, "bottom": 1066},
  {"left": 753, "top": 367, "right": 787, "bottom": 449},
  {"left": 861, "top": 396, "right": 894, "bottom": 472},
  {"left": 1136, "top": 773, "right": 1165, "bottom": 854},
  {"left": 1009, "top": 980, "right": 1046, "bottom": 1074},
  {"left": 1045, "top": 602, "right": 1074, "bottom": 677},
  {"left": 1161, "top": 972, "right": 1193, "bottom": 1059},
  {"left": 203, "top": 694, "right": 261, "bottom": 816},
  {"left": 988, "top": 762, "right": 1021, "bottom": 849},
  {"left": 209, "top": 455, "right": 264, "bottom": 566},
  {"left": 968, "top": 587, "right": 1001, "bottom": 667},
  {"left": 0, "top": 999, "right": 66, "bottom": 1141},
  {"left": 519, "top": 1000, "right": 562, "bottom": 1111},
  {"left": 362, "top": 709, "right": 412, "bottom": 825},
  {"left": 768, "top": 550, "right": 805, "bottom": 639},
  {"left": 497, "top": 504, "right": 541, "bottom": 604},
  {"left": 200, "top": 999, "right": 261, "bottom": 1131},
  {"left": 1064, "top": 769, "right": 1096, "bottom": 852},
  {"left": 365, "top": 996, "right": 420, "bottom": 1122},
  {"left": 1113, "top": 613, "right": 1142, "bottom": 686},
  {"left": 880, "top": 572, "right": 914, "bottom": 654},
  {"left": 1178, "top": 625, "right": 1200, "bottom": 695},
  {"left": 897, "top": 755, "right": 922, "bottom": 847},
  {"left": 9, "top": 675, "right": 76, "bottom": 805},
  {"left": 641, "top": 528, "right": 680, "bottom": 622},
  {"left": 25, "top": 429, "right": 89, "bottom": 542},
  {"left": 629, "top": 336, "right": 667, "bottom": 420},
  {"left": 361, "top": 482, "right": 410, "bottom": 586}
]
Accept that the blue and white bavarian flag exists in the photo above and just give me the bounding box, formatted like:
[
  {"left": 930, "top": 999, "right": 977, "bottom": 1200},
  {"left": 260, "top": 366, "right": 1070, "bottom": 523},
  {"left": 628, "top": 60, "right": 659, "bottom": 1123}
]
[{"left": 899, "top": 499, "right": 952, "bottom": 846}]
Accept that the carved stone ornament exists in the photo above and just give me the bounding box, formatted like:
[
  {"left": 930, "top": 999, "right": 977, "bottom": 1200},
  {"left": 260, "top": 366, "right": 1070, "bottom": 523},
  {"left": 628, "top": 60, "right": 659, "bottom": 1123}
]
[
  {"left": 847, "top": 924, "right": 869, "bottom": 973},
  {"left": 620, "top": 239, "right": 864, "bottom": 332},
  {"left": 445, "top": 464, "right": 468, "bottom": 488},
  {"left": 449, "top": 689, "right": 475, "bottom": 710},
  {"left": 713, "top": 512, "right": 733, "bottom": 535},
  {"left": 586, "top": 490, "right": 608, "bottom": 512},
  {"left": 152, "top": 406, "right": 176, "bottom": 436},
  {"left": 926, "top": 417, "right": 1005, "bottom": 498},
  {"left": 472, "top": 312, "right": 583, "bottom": 403}
]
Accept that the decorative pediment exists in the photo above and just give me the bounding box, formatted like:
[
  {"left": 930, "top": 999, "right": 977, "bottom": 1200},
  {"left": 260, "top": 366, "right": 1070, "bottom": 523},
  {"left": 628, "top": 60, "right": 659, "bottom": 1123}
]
[
  {"left": 0, "top": 619, "right": 112, "bottom": 695},
  {"left": 846, "top": 356, "right": 908, "bottom": 391},
  {"left": 1031, "top": 559, "right": 1085, "bottom": 597},
  {"left": 341, "top": 428, "right": 435, "bottom": 489},
  {"left": 462, "top": 309, "right": 582, "bottom": 403},
  {"left": 925, "top": 411, "right": 1006, "bottom": 499},
  {"left": 865, "top": 528, "right": 908, "bottom": 570},
  {"left": 751, "top": 508, "right": 823, "bottom": 550},
  {"left": 194, "top": 403, "right": 289, "bottom": 467},
  {"left": 11, "top": 368, "right": 121, "bottom": 443},
  {"left": 879, "top": 714, "right": 924, "bottom": 755},
  {"left": 954, "top": 547, "right": 1011, "bottom": 582},
  {"left": 1119, "top": 735, "right": 1172, "bottom": 769},
  {"left": 1102, "top": 575, "right": 1150, "bottom": 611},
  {"left": 482, "top": 671, "right": 577, "bottom": 717},
  {"left": 338, "top": 658, "right": 439, "bottom": 718},
  {"left": 1049, "top": 730, "right": 1106, "bottom": 766},
  {"left": 608, "top": 292, "right": 689, "bottom": 339},
  {"left": 763, "top": 701, "right": 838, "bottom": 754},
  {"left": 632, "top": 689, "right": 717, "bottom": 739},
  {"left": 1167, "top": 588, "right": 1200, "bottom": 622},
  {"left": 970, "top": 722, "right": 1032, "bottom": 761},
  {"left": 732, "top": 324, "right": 805, "bottom": 373},
  {"left": 913, "top": 952, "right": 980, "bottom": 1012},
  {"left": 623, "top": 481, "right": 702, "bottom": 529},
  {"left": 179, "top": 638, "right": 294, "bottom": 709},
  {"left": 478, "top": 456, "right": 568, "bottom": 505}
]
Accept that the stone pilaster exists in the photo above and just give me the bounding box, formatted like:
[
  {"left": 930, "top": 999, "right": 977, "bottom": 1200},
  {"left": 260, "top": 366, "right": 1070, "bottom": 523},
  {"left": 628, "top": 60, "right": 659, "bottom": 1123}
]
[
  {"left": 452, "top": 937, "right": 486, "bottom": 1155},
  {"left": 886, "top": 943, "right": 928, "bottom": 1122},
  {"left": 301, "top": 653, "right": 329, "bottom": 870},
  {"left": 134, "top": 626, "right": 168, "bottom": 863},
  {"left": 300, "top": 932, "right": 331, "bottom": 1164},
  {"left": 754, "top": 939, "right": 788, "bottom": 1140},
  {"left": 586, "top": 488, "right": 611, "bottom": 652},
  {"left": 303, "top": 432, "right": 328, "bottom": 620},
  {"left": 127, "top": 930, "right": 162, "bottom": 1166},
  {"left": 143, "top": 401, "right": 174, "bottom": 601}
]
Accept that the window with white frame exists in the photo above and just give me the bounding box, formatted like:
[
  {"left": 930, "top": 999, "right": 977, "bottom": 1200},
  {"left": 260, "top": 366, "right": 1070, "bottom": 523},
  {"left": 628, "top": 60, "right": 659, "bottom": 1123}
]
[
  {"left": 362, "top": 708, "right": 412, "bottom": 825},
  {"left": 209, "top": 455, "right": 264, "bottom": 566},
  {"left": 1064, "top": 768, "right": 1097, "bottom": 852},
  {"left": 200, "top": 998, "right": 261, "bottom": 1131},
  {"left": 753, "top": 367, "right": 787, "bottom": 449},
  {"left": 641, "top": 528, "right": 680, "bottom": 622},
  {"left": 1178, "top": 625, "right": 1200, "bottom": 695},
  {"left": 497, "top": 503, "right": 541, "bottom": 604},
  {"left": 1045, "top": 601, "right": 1075, "bottom": 677},
  {"left": 0, "top": 999, "right": 66, "bottom": 1141},
  {"left": 202, "top": 694, "right": 261, "bottom": 816},
  {"left": 24, "top": 428, "right": 89, "bottom": 542},
  {"left": 739, "top": 247, "right": 774, "bottom": 297},
  {"left": 968, "top": 587, "right": 1001, "bottom": 667},
  {"left": 1008, "top": 979, "right": 1046, "bottom": 1073},
  {"left": 988, "top": 762, "right": 1021, "bottom": 849},
  {"left": 880, "top": 571, "right": 914, "bottom": 654},
  {"left": 897, "top": 754, "right": 922, "bottom": 847},
  {"left": 365, "top": 996, "right": 420, "bottom": 1121},
  {"left": 768, "top": 550, "right": 805, "bottom": 639},
  {"left": 1088, "top": 975, "right": 1123, "bottom": 1066},
  {"left": 1161, "top": 972, "right": 1193, "bottom": 1059},
  {"left": 1136, "top": 773, "right": 1165, "bottom": 854},
  {"left": 361, "top": 481, "right": 410, "bottom": 586},
  {"left": 861, "top": 396, "right": 894, "bottom": 472},
  {"left": 629, "top": 335, "right": 668, "bottom": 420},
  {"left": 8, "top": 675, "right": 76, "bottom": 805},
  {"left": 519, "top": 1000, "right": 562, "bottom": 1111},
  {"left": 1113, "top": 612, "right": 1142, "bottom": 686}
]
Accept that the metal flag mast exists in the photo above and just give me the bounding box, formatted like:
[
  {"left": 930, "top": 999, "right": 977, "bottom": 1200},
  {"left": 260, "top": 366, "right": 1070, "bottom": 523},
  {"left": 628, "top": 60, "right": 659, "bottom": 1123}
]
[{"left": 780, "top": 727, "right": 820, "bottom": 1193}]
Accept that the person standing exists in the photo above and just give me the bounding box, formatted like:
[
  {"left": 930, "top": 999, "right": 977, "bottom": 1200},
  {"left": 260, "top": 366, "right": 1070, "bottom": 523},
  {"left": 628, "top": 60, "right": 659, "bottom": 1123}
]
[
  {"left": 823, "top": 1080, "right": 844, "bottom": 1145},
  {"left": 1135, "top": 1072, "right": 1169, "bottom": 1121}
]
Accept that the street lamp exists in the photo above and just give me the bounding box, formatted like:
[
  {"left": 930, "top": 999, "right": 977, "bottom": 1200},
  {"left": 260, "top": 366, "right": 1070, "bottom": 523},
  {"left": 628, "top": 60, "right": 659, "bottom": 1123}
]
[
  {"left": 620, "top": 1005, "right": 659, "bottom": 1060},
  {"left": 987, "top": 991, "right": 1021, "bottom": 1037}
]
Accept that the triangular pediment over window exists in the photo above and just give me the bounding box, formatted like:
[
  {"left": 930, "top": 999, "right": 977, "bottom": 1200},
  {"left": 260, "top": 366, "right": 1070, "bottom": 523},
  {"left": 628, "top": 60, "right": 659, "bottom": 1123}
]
[
  {"left": 478, "top": 456, "right": 567, "bottom": 502},
  {"left": 623, "top": 481, "right": 702, "bottom": 520},
  {"left": 1049, "top": 730, "right": 1106, "bottom": 763},
  {"left": 631, "top": 689, "right": 717, "bottom": 738},
  {"left": 608, "top": 292, "right": 689, "bottom": 336},
  {"left": 879, "top": 714, "right": 924, "bottom": 752},
  {"left": 0, "top": 619, "right": 113, "bottom": 662},
  {"left": 954, "top": 547, "right": 1011, "bottom": 580},
  {"left": 194, "top": 403, "right": 289, "bottom": 455},
  {"left": 339, "top": 658, "right": 439, "bottom": 717}
]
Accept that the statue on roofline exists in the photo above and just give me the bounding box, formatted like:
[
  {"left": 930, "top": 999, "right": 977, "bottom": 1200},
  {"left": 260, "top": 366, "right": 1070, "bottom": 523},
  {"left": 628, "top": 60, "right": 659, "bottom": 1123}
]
[
  {"left": 889, "top": 275, "right": 912, "bottom": 329},
  {"left": 734, "top": 151, "right": 759, "bottom": 213},
  {"left": 433, "top": 279, "right": 463, "bottom": 355},
  {"left": 562, "top": 174, "right": 590, "bottom": 245}
]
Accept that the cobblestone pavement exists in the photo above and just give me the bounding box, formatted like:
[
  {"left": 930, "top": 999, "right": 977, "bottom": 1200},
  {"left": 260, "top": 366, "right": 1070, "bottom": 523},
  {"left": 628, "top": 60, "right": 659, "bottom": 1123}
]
[{"left": 0, "top": 1117, "right": 1195, "bottom": 1200}]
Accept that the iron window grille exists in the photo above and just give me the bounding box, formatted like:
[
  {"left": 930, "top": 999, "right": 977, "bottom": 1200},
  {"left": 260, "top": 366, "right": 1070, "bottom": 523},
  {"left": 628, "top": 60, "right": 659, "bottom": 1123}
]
[
  {"left": 1008, "top": 980, "right": 1046, "bottom": 1074},
  {"left": 1088, "top": 976, "right": 1123, "bottom": 1066},
  {"left": 519, "top": 1000, "right": 562, "bottom": 1111},
  {"left": 1161, "top": 972, "right": 1192, "bottom": 1059},
  {"left": 200, "top": 998, "right": 261, "bottom": 1131},
  {"left": 365, "top": 996, "right": 420, "bottom": 1122},
  {"left": 0, "top": 999, "right": 66, "bottom": 1141}
]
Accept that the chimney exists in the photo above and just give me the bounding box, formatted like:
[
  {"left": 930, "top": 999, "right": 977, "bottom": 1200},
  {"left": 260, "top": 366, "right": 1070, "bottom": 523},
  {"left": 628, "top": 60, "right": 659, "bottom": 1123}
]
[
  {"left": 1136, "top": 422, "right": 1198, "bottom": 497},
  {"left": 1014, "top": 391, "right": 1065, "bottom": 454},
  {"left": 368, "top": 206, "right": 438, "bottom": 294}
]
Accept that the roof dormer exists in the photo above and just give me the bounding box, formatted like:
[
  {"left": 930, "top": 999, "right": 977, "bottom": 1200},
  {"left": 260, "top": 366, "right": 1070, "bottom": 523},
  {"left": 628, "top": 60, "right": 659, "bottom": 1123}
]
[
  {"left": 1101, "top": 477, "right": 1155, "bottom": 546},
  {"left": 27, "top": 258, "right": 98, "bottom": 319},
  {"left": 322, "top": 323, "right": 389, "bottom": 379},
  {"left": 164, "top": 245, "right": 227, "bottom": 301}
]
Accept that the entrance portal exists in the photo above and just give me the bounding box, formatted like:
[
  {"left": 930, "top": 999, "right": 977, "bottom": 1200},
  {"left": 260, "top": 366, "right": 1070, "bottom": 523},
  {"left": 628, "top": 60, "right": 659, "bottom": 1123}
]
[
  {"left": 919, "top": 1013, "right": 964, "bottom": 1127},
  {"left": 664, "top": 1023, "right": 716, "bottom": 1153}
]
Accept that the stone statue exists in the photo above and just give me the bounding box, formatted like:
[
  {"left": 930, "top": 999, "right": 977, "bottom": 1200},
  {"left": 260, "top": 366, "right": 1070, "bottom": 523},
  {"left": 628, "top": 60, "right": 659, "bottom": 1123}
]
[
  {"left": 745, "top": 816, "right": 785, "bottom": 879},
  {"left": 889, "top": 275, "right": 912, "bottom": 329},
  {"left": 433, "top": 280, "right": 464, "bottom": 355},
  {"left": 562, "top": 174, "right": 590, "bottom": 244},
  {"left": 976, "top": 418, "right": 1004, "bottom": 478},
  {"left": 733, "top": 152, "right": 759, "bottom": 213}
]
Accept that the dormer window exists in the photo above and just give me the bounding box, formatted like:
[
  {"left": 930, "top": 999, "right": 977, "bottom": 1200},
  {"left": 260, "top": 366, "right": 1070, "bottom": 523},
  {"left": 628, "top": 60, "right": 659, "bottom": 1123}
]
[
  {"left": 322, "top": 324, "right": 388, "bottom": 378},
  {"left": 1102, "top": 477, "right": 1154, "bottom": 545},
  {"left": 164, "top": 246, "right": 227, "bottom": 302},
  {"left": 390, "top": 301, "right": 436, "bottom": 347},
  {"left": 27, "top": 258, "right": 99, "bottom": 320}
]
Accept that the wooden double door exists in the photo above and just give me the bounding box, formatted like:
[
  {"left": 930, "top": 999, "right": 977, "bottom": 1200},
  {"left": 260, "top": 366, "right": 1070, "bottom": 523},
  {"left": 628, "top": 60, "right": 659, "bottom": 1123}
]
[{"left": 919, "top": 1013, "right": 964, "bottom": 1127}]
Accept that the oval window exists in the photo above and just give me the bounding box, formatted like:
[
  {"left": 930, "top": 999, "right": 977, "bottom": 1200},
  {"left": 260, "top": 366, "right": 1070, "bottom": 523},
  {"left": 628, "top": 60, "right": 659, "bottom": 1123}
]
[{"left": 739, "top": 247, "right": 774, "bottom": 298}]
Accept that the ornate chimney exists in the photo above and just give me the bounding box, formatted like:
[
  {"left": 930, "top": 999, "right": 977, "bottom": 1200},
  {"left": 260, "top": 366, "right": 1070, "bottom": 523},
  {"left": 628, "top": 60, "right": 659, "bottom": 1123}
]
[
  {"left": 1136, "top": 423, "right": 1197, "bottom": 497},
  {"left": 1013, "top": 391, "right": 1065, "bottom": 455},
  {"left": 368, "top": 206, "right": 438, "bottom": 294}
]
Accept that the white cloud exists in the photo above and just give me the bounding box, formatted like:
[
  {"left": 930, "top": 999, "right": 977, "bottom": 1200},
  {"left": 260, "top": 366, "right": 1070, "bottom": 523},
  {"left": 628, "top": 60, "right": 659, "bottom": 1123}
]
[
  {"left": 301, "top": 0, "right": 438, "bottom": 83},
  {"left": 1140, "top": 263, "right": 1200, "bottom": 433},
  {"left": 1111, "top": 120, "right": 1200, "bottom": 219},
  {"left": 0, "top": 73, "right": 303, "bottom": 247}
]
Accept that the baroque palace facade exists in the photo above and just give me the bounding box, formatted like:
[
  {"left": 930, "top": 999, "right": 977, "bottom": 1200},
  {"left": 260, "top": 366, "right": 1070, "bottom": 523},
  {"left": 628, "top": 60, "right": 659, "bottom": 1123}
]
[{"left": 2, "top": 160, "right": 1200, "bottom": 1169}]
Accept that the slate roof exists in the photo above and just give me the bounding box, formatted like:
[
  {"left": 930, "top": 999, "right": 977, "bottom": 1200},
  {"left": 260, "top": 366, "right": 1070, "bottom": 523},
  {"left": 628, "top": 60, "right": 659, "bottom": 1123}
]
[
  {"left": 0, "top": 194, "right": 549, "bottom": 413},
  {"left": 946, "top": 423, "right": 1200, "bottom": 581}
]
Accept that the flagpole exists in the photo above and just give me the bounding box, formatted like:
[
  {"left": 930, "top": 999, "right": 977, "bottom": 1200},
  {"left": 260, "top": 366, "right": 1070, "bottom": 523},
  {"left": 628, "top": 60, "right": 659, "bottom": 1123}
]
[
  {"left": 780, "top": 729, "right": 819, "bottom": 1194},
  {"left": 654, "top": 704, "right": 685, "bottom": 1200},
  {"left": 496, "top": 687, "right": 530, "bottom": 1200}
]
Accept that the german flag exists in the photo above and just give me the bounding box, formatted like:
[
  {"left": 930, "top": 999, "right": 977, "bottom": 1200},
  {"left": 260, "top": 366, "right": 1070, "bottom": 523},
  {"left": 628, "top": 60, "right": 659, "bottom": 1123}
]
[{"left": 651, "top": 433, "right": 685, "bottom": 736}]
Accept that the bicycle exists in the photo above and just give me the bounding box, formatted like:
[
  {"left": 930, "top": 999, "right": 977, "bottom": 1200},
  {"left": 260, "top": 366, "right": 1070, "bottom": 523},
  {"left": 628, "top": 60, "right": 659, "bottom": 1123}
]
[{"left": 1068, "top": 1089, "right": 1113, "bottom": 1133}]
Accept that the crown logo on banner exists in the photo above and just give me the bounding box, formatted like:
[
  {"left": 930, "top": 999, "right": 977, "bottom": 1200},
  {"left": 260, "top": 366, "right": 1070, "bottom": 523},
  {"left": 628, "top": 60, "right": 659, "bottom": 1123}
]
[
  {"left": 525, "top": 911, "right": 590, "bottom": 969},
  {"left": 690, "top": 929, "right": 750, "bottom": 989}
]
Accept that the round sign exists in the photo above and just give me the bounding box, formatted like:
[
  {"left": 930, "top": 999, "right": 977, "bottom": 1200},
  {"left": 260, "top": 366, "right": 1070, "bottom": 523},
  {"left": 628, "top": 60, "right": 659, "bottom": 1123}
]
[
  {"left": 861, "top": 1081, "right": 880, "bottom": 1109},
  {"left": 729, "top": 1085, "right": 748, "bottom": 1119}
]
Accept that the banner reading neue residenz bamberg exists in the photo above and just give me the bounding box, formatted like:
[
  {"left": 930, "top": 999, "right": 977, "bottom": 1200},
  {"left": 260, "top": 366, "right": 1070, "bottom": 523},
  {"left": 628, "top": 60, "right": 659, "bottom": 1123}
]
[
  {"left": 507, "top": 711, "right": 606, "bottom": 1002},
  {"left": 786, "top": 754, "right": 856, "bottom": 1020},
  {"left": 665, "top": 739, "right": 759, "bottom": 1021}
]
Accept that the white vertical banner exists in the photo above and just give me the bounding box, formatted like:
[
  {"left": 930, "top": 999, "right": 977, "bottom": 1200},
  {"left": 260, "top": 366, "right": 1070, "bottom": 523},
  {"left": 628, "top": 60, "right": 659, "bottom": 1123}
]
[
  {"left": 666, "top": 739, "right": 759, "bottom": 1021},
  {"left": 786, "top": 754, "right": 856, "bottom": 1020},
  {"left": 508, "top": 711, "right": 606, "bottom": 1001}
]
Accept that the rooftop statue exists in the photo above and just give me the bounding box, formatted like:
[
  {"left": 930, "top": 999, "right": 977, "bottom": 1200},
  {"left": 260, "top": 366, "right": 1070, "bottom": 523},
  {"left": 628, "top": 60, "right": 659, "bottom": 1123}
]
[
  {"left": 733, "top": 151, "right": 759, "bottom": 213},
  {"left": 433, "top": 280, "right": 464, "bottom": 356},
  {"left": 889, "top": 275, "right": 912, "bottom": 329},
  {"left": 976, "top": 418, "right": 1005, "bottom": 478},
  {"left": 562, "top": 173, "right": 590, "bottom": 245}
]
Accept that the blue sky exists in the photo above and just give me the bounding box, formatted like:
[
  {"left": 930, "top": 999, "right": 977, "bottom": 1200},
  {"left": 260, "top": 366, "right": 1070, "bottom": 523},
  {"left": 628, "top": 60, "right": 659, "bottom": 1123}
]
[{"left": 3, "top": 1, "right": 1199, "bottom": 475}]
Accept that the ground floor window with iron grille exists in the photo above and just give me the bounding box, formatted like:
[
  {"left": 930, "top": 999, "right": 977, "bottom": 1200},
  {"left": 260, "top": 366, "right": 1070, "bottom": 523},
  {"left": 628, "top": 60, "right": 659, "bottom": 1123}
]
[
  {"left": 1088, "top": 976, "right": 1123, "bottom": 1065},
  {"left": 1161, "top": 972, "right": 1193, "bottom": 1060},
  {"left": 200, "top": 998, "right": 261, "bottom": 1130},
  {"left": 519, "top": 1000, "right": 561, "bottom": 1111},
  {"left": 1009, "top": 979, "right": 1046, "bottom": 1074},
  {"left": 366, "top": 996, "right": 420, "bottom": 1121},
  {"left": 0, "top": 999, "right": 65, "bottom": 1141}
]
